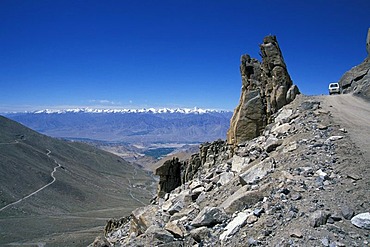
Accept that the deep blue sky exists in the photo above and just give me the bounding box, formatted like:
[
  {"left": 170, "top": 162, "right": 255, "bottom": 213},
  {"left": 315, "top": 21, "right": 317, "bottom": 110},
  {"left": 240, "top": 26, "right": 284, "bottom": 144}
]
[{"left": 1, "top": 0, "right": 369, "bottom": 112}]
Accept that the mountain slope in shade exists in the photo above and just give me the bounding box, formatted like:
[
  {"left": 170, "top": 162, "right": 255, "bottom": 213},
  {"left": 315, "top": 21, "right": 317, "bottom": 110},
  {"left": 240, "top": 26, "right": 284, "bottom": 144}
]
[
  {"left": 5, "top": 110, "right": 233, "bottom": 143},
  {"left": 0, "top": 115, "right": 155, "bottom": 246}
]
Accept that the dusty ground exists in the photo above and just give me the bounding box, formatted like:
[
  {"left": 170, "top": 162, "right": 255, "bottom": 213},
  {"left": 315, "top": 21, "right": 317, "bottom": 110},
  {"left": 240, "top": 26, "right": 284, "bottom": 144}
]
[{"left": 320, "top": 94, "right": 370, "bottom": 162}]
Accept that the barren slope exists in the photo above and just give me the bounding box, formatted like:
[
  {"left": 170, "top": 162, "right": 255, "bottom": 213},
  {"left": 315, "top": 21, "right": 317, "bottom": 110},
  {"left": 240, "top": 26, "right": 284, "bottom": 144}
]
[{"left": 0, "top": 116, "right": 155, "bottom": 246}]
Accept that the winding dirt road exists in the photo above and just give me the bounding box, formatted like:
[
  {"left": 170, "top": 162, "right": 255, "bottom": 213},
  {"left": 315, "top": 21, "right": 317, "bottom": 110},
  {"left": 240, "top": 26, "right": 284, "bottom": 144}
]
[
  {"left": 0, "top": 149, "right": 61, "bottom": 212},
  {"left": 320, "top": 94, "right": 370, "bottom": 162}
]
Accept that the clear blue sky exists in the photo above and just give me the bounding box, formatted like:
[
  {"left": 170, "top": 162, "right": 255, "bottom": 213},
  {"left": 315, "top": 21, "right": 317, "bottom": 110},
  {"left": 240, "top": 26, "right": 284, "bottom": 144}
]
[{"left": 1, "top": 0, "right": 369, "bottom": 112}]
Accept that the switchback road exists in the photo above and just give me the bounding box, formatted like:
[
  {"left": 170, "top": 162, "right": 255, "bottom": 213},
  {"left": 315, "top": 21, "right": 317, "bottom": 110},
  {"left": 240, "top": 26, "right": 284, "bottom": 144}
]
[{"left": 0, "top": 149, "right": 61, "bottom": 212}]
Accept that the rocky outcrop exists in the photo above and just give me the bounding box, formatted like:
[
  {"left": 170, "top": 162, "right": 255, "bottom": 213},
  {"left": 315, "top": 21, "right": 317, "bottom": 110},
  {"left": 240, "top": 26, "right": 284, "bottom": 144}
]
[
  {"left": 339, "top": 28, "right": 370, "bottom": 100},
  {"left": 98, "top": 94, "right": 369, "bottom": 247},
  {"left": 227, "top": 35, "right": 299, "bottom": 146},
  {"left": 155, "top": 158, "right": 182, "bottom": 198}
]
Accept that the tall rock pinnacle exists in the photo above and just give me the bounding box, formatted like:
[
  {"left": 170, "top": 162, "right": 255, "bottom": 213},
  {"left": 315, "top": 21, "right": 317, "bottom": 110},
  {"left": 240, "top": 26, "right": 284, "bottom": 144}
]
[{"left": 227, "top": 35, "right": 299, "bottom": 146}]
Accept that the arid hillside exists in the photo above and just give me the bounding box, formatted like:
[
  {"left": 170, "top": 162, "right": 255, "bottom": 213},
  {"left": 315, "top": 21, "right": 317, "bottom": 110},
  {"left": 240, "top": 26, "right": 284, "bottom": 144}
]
[{"left": 0, "top": 116, "right": 155, "bottom": 246}]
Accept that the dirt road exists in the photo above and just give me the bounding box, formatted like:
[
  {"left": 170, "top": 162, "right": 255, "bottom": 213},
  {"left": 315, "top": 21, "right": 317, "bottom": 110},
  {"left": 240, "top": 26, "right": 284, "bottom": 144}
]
[
  {"left": 320, "top": 94, "right": 370, "bottom": 162},
  {"left": 0, "top": 149, "right": 61, "bottom": 212}
]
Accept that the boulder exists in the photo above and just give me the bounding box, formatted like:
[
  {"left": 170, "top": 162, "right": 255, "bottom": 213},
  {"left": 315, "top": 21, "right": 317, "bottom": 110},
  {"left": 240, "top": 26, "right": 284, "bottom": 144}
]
[
  {"left": 104, "top": 216, "right": 130, "bottom": 236},
  {"left": 231, "top": 155, "right": 251, "bottom": 173},
  {"left": 239, "top": 157, "right": 275, "bottom": 185},
  {"left": 227, "top": 35, "right": 299, "bottom": 146},
  {"left": 130, "top": 205, "right": 160, "bottom": 236},
  {"left": 351, "top": 212, "right": 370, "bottom": 230},
  {"left": 164, "top": 191, "right": 193, "bottom": 215},
  {"left": 341, "top": 206, "right": 355, "bottom": 220},
  {"left": 190, "top": 226, "right": 210, "bottom": 243},
  {"left": 217, "top": 172, "right": 234, "bottom": 186},
  {"left": 264, "top": 136, "right": 282, "bottom": 152},
  {"left": 220, "top": 211, "right": 251, "bottom": 241},
  {"left": 191, "top": 206, "right": 228, "bottom": 227},
  {"left": 165, "top": 220, "right": 187, "bottom": 238},
  {"left": 286, "top": 85, "right": 300, "bottom": 103},
  {"left": 145, "top": 225, "right": 174, "bottom": 243},
  {"left": 271, "top": 123, "right": 291, "bottom": 136},
  {"left": 274, "top": 108, "right": 293, "bottom": 124},
  {"left": 309, "top": 210, "right": 329, "bottom": 228},
  {"left": 220, "top": 183, "right": 270, "bottom": 214}
]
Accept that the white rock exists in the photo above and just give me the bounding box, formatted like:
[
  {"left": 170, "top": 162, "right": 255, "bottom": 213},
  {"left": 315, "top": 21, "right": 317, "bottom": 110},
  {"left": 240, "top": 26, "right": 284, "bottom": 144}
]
[
  {"left": 189, "top": 180, "right": 203, "bottom": 190},
  {"left": 218, "top": 172, "right": 234, "bottom": 186},
  {"left": 239, "top": 157, "right": 275, "bottom": 185},
  {"left": 272, "top": 123, "right": 291, "bottom": 135},
  {"left": 316, "top": 169, "right": 328, "bottom": 179},
  {"left": 351, "top": 212, "right": 370, "bottom": 230},
  {"left": 325, "top": 135, "right": 344, "bottom": 144},
  {"left": 275, "top": 108, "right": 293, "bottom": 124},
  {"left": 192, "top": 186, "right": 205, "bottom": 194},
  {"left": 162, "top": 199, "right": 174, "bottom": 212},
  {"left": 232, "top": 155, "right": 250, "bottom": 173},
  {"left": 220, "top": 211, "right": 251, "bottom": 241}
]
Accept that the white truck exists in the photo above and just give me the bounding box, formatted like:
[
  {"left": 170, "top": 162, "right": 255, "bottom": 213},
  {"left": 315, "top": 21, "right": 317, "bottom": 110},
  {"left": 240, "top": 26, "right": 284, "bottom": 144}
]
[{"left": 329, "top": 82, "right": 340, "bottom": 95}]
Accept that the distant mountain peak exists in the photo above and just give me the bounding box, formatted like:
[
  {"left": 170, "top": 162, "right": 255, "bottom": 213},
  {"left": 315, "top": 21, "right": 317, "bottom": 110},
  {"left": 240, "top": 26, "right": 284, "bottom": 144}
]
[{"left": 32, "top": 107, "right": 231, "bottom": 114}]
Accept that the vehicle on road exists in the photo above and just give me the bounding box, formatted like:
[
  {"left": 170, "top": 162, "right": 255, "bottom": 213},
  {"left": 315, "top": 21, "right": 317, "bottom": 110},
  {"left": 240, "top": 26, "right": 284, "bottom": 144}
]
[{"left": 329, "top": 82, "right": 340, "bottom": 95}]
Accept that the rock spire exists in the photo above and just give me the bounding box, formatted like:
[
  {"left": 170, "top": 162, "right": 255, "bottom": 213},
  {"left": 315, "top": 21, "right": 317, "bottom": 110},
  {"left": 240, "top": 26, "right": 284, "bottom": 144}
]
[{"left": 227, "top": 35, "right": 299, "bottom": 146}]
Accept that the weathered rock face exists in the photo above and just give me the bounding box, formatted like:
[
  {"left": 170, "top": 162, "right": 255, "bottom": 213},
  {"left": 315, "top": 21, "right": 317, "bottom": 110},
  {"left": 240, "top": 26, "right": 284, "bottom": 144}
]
[
  {"left": 227, "top": 35, "right": 299, "bottom": 146},
  {"left": 155, "top": 158, "right": 182, "bottom": 198},
  {"left": 339, "top": 28, "right": 370, "bottom": 100},
  {"left": 182, "top": 139, "right": 231, "bottom": 184}
]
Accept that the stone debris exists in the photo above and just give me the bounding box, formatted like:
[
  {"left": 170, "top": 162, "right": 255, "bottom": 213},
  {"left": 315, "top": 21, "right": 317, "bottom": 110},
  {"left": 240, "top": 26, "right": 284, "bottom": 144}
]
[
  {"left": 165, "top": 220, "right": 186, "bottom": 238},
  {"left": 97, "top": 92, "right": 369, "bottom": 246},
  {"left": 309, "top": 210, "right": 329, "bottom": 227},
  {"left": 290, "top": 229, "right": 303, "bottom": 238},
  {"left": 341, "top": 206, "right": 355, "bottom": 220}
]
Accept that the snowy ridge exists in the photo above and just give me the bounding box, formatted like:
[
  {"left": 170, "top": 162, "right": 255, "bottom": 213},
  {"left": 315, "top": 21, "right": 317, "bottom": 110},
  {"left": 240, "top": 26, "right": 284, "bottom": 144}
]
[{"left": 33, "top": 107, "right": 231, "bottom": 114}]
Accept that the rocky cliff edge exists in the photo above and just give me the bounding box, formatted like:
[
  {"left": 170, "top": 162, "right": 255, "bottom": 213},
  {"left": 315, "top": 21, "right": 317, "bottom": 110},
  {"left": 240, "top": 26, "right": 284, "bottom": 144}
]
[
  {"left": 339, "top": 28, "right": 370, "bottom": 100},
  {"left": 92, "top": 95, "right": 369, "bottom": 247}
]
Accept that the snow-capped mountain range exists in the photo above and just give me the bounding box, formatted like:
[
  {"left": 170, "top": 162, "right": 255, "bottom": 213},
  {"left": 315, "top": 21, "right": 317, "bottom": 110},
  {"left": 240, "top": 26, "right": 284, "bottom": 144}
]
[
  {"left": 31, "top": 107, "right": 230, "bottom": 114},
  {"left": 5, "top": 108, "right": 233, "bottom": 144}
]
